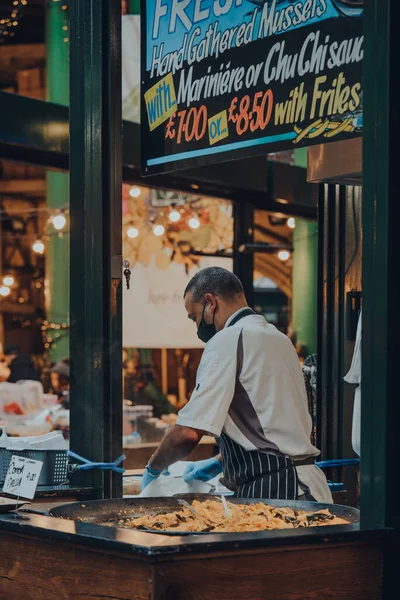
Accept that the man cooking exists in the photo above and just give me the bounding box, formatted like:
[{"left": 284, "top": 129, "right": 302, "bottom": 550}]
[{"left": 141, "top": 267, "right": 332, "bottom": 503}]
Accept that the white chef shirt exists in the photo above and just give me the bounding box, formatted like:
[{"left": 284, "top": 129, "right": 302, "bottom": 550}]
[
  {"left": 177, "top": 310, "right": 319, "bottom": 459},
  {"left": 177, "top": 310, "right": 332, "bottom": 503}
]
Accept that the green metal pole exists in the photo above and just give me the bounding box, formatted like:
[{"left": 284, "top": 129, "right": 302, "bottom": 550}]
[
  {"left": 294, "top": 148, "right": 307, "bottom": 169},
  {"left": 291, "top": 149, "right": 317, "bottom": 356},
  {"left": 127, "top": 0, "right": 140, "bottom": 14},
  {"left": 291, "top": 218, "right": 318, "bottom": 356},
  {"left": 46, "top": 4, "right": 70, "bottom": 361}
]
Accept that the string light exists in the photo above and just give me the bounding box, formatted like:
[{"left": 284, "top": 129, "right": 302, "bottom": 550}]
[
  {"left": 169, "top": 210, "right": 181, "bottom": 223},
  {"left": 127, "top": 227, "right": 139, "bottom": 239},
  {"left": 278, "top": 250, "right": 290, "bottom": 262},
  {"left": 52, "top": 212, "right": 67, "bottom": 231},
  {"left": 0, "top": 286, "right": 11, "bottom": 298},
  {"left": 287, "top": 217, "right": 296, "bottom": 229},
  {"left": 153, "top": 225, "right": 165, "bottom": 237},
  {"left": 40, "top": 319, "right": 69, "bottom": 354},
  {"left": 32, "top": 239, "right": 45, "bottom": 255},
  {"left": 0, "top": 0, "right": 25, "bottom": 41},
  {"left": 189, "top": 217, "right": 200, "bottom": 229},
  {"left": 2, "top": 276, "right": 14, "bottom": 287},
  {"left": 48, "top": 0, "right": 69, "bottom": 43},
  {"left": 129, "top": 187, "right": 141, "bottom": 198}
]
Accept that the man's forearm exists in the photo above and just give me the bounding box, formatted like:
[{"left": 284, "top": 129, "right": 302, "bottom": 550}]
[{"left": 149, "top": 425, "right": 204, "bottom": 472}]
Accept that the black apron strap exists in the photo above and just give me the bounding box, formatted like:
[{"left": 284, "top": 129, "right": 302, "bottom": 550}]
[{"left": 227, "top": 308, "right": 255, "bottom": 328}]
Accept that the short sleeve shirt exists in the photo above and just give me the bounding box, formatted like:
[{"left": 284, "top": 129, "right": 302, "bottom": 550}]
[{"left": 177, "top": 310, "right": 319, "bottom": 459}]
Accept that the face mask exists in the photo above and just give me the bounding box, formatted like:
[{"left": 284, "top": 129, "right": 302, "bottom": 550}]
[{"left": 197, "top": 302, "right": 216, "bottom": 343}]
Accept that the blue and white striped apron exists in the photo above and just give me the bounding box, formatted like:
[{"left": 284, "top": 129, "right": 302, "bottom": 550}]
[{"left": 217, "top": 309, "right": 315, "bottom": 500}]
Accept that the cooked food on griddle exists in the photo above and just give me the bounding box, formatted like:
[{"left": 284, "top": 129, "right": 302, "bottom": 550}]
[{"left": 116, "top": 500, "right": 350, "bottom": 533}]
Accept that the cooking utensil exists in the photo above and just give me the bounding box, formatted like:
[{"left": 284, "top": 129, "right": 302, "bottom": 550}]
[
  {"left": 176, "top": 498, "right": 222, "bottom": 532},
  {"left": 46, "top": 494, "right": 360, "bottom": 536},
  {"left": 177, "top": 498, "right": 212, "bottom": 522},
  {"left": 220, "top": 495, "right": 232, "bottom": 518},
  {"left": 177, "top": 498, "right": 224, "bottom": 529}
]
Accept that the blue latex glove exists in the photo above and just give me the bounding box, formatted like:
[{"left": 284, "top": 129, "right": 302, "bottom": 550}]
[
  {"left": 141, "top": 463, "right": 163, "bottom": 491},
  {"left": 183, "top": 457, "right": 222, "bottom": 483}
]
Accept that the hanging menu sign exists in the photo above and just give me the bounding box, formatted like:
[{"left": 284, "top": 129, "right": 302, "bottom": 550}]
[{"left": 141, "top": 0, "right": 363, "bottom": 175}]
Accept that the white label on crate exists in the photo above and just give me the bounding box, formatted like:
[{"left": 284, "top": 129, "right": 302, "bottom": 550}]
[{"left": 3, "top": 456, "right": 43, "bottom": 499}]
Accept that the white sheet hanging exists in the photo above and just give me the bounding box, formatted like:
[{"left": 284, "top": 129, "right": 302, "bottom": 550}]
[{"left": 344, "top": 309, "right": 362, "bottom": 457}]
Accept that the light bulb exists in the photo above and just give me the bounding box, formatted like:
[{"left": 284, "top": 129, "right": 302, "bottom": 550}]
[
  {"left": 129, "top": 187, "right": 141, "bottom": 198},
  {"left": 2, "top": 276, "right": 14, "bottom": 287},
  {"left": 278, "top": 250, "right": 290, "bottom": 262},
  {"left": 0, "top": 286, "right": 10, "bottom": 297},
  {"left": 53, "top": 213, "right": 67, "bottom": 231},
  {"left": 153, "top": 225, "right": 165, "bottom": 237},
  {"left": 287, "top": 217, "right": 296, "bottom": 229},
  {"left": 32, "top": 239, "right": 45, "bottom": 255},
  {"left": 169, "top": 210, "right": 181, "bottom": 223},
  {"left": 189, "top": 217, "right": 200, "bottom": 229},
  {"left": 127, "top": 227, "right": 139, "bottom": 239}
]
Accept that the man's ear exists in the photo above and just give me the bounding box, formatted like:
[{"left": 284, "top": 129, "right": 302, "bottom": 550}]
[{"left": 204, "top": 293, "right": 217, "bottom": 311}]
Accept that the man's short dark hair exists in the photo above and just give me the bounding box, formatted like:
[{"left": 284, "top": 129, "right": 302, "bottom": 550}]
[{"left": 184, "top": 267, "right": 244, "bottom": 303}]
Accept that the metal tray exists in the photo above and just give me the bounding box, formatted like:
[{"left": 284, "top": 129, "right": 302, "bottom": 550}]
[
  {"left": 0, "top": 449, "right": 68, "bottom": 486},
  {"left": 48, "top": 494, "right": 360, "bottom": 536}
]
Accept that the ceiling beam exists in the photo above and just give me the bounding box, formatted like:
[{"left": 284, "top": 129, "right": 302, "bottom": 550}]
[
  {"left": 0, "top": 302, "right": 36, "bottom": 315},
  {"left": 0, "top": 44, "right": 45, "bottom": 79},
  {"left": 0, "top": 92, "right": 317, "bottom": 217},
  {"left": 0, "top": 179, "right": 46, "bottom": 195}
]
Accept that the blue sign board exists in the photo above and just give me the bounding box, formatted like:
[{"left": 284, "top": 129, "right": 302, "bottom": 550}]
[{"left": 141, "top": 1, "right": 363, "bottom": 175}]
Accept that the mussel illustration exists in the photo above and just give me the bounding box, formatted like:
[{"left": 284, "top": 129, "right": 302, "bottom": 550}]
[{"left": 331, "top": 0, "right": 363, "bottom": 18}]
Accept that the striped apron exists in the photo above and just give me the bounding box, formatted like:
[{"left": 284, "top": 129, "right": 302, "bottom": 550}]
[{"left": 217, "top": 309, "right": 316, "bottom": 500}]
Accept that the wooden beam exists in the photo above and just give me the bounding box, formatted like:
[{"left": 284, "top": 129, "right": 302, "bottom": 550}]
[
  {"left": 0, "top": 303, "right": 36, "bottom": 315},
  {"left": 0, "top": 179, "right": 46, "bottom": 195},
  {"left": 0, "top": 44, "right": 45, "bottom": 72}
]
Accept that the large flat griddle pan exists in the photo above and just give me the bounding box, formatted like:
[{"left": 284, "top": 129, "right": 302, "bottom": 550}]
[{"left": 48, "top": 494, "right": 359, "bottom": 536}]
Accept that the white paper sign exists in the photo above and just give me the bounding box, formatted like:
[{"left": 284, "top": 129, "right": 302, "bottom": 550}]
[
  {"left": 123, "top": 256, "right": 232, "bottom": 348},
  {"left": 3, "top": 455, "right": 43, "bottom": 499}
]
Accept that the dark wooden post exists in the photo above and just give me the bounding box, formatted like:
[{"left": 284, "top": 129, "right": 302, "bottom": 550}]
[
  {"left": 69, "top": 0, "right": 123, "bottom": 498},
  {"left": 362, "top": 0, "right": 400, "bottom": 529}
]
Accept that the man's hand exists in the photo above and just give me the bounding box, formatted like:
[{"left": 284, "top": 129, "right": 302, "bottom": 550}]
[
  {"left": 140, "top": 463, "right": 163, "bottom": 491},
  {"left": 183, "top": 456, "right": 222, "bottom": 483},
  {"left": 148, "top": 425, "right": 204, "bottom": 472}
]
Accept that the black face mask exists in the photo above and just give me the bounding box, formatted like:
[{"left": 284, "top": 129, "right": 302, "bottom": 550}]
[{"left": 197, "top": 303, "right": 216, "bottom": 343}]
